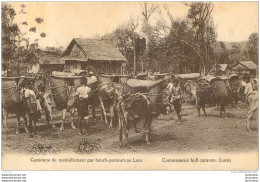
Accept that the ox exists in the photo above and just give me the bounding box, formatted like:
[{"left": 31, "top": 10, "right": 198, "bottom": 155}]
[
  {"left": 245, "top": 92, "right": 258, "bottom": 132},
  {"left": 117, "top": 79, "right": 166, "bottom": 147},
  {"left": 183, "top": 80, "right": 207, "bottom": 116},
  {"left": 98, "top": 82, "right": 119, "bottom": 128},
  {"left": 2, "top": 77, "right": 28, "bottom": 134},
  {"left": 49, "top": 76, "right": 78, "bottom": 131}
]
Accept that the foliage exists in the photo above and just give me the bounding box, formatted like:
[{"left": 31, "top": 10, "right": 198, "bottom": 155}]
[
  {"left": 35, "top": 17, "right": 44, "bottom": 24},
  {"left": 2, "top": 3, "right": 19, "bottom": 74},
  {"left": 246, "top": 33, "right": 258, "bottom": 64},
  {"left": 2, "top": 3, "right": 47, "bottom": 76}
]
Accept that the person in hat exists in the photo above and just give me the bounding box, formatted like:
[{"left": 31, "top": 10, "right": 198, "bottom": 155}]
[
  {"left": 88, "top": 71, "right": 97, "bottom": 81},
  {"left": 170, "top": 78, "right": 182, "bottom": 124},
  {"left": 74, "top": 77, "right": 91, "bottom": 135}
]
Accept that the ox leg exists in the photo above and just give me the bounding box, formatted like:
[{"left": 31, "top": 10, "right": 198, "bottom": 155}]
[
  {"left": 118, "top": 115, "right": 123, "bottom": 147},
  {"left": 220, "top": 105, "right": 225, "bottom": 117},
  {"left": 246, "top": 112, "right": 253, "bottom": 132},
  {"left": 201, "top": 102, "right": 207, "bottom": 116},
  {"left": 92, "top": 106, "right": 96, "bottom": 120},
  {"left": 246, "top": 107, "right": 258, "bottom": 132},
  {"left": 3, "top": 109, "right": 8, "bottom": 129},
  {"left": 109, "top": 106, "right": 114, "bottom": 128},
  {"left": 121, "top": 104, "right": 129, "bottom": 146},
  {"left": 70, "top": 108, "right": 76, "bottom": 129},
  {"left": 84, "top": 116, "right": 90, "bottom": 135},
  {"left": 79, "top": 117, "right": 84, "bottom": 135},
  {"left": 16, "top": 113, "right": 21, "bottom": 134},
  {"left": 49, "top": 109, "right": 55, "bottom": 128},
  {"left": 100, "top": 102, "right": 108, "bottom": 125},
  {"left": 197, "top": 106, "right": 201, "bottom": 117},
  {"left": 145, "top": 117, "right": 152, "bottom": 145},
  {"left": 124, "top": 125, "right": 129, "bottom": 146},
  {"left": 61, "top": 109, "right": 66, "bottom": 131},
  {"left": 202, "top": 106, "right": 207, "bottom": 116},
  {"left": 33, "top": 119, "right": 38, "bottom": 136},
  {"left": 23, "top": 114, "right": 29, "bottom": 133},
  {"left": 28, "top": 115, "right": 33, "bottom": 137}
]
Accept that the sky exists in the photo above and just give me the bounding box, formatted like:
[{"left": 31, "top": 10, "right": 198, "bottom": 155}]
[{"left": 8, "top": 2, "right": 259, "bottom": 49}]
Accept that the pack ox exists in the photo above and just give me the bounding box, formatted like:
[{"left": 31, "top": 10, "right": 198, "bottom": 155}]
[
  {"left": 2, "top": 76, "right": 52, "bottom": 134},
  {"left": 48, "top": 75, "right": 79, "bottom": 130},
  {"left": 245, "top": 91, "right": 258, "bottom": 131},
  {"left": 98, "top": 82, "right": 119, "bottom": 128},
  {"left": 183, "top": 76, "right": 239, "bottom": 117},
  {"left": 117, "top": 79, "right": 166, "bottom": 147},
  {"left": 2, "top": 77, "right": 28, "bottom": 134}
]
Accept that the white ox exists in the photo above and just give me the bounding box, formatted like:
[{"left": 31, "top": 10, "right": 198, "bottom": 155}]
[{"left": 246, "top": 91, "right": 258, "bottom": 132}]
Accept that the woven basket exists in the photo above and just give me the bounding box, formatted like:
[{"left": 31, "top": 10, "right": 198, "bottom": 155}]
[
  {"left": 49, "top": 76, "right": 69, "bottom": 111},
  {"left": 210, "top": 79, "right": 228, "bottom": 99},
  {"left": 148, "top": 80, "right": 165, "bottom": 112},
  {"left": 2, "top": 78, "right": 21, "bottom": 113}
]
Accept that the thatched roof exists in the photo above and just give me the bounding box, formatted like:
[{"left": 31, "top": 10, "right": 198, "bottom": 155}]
[
  {"left": 30, "top": 50, "right": 64, "bottom": 64},
  {"left": 239, "top": 61, "right": 256, "bottom": 70},
  {"left": 61, "top": 38, "right": 127, "bottom": 62}
]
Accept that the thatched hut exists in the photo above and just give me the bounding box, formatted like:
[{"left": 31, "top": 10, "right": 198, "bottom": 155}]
[
  {"left": 60, "top": 38, "right": 127, "bottom": 74},
  {"left": 23, "top": 50, "right": 64, "bottom": 76}
]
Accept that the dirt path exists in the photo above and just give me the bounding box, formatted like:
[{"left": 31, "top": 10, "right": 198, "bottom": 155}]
[{"left": 2, "top": 103, "right": 258, "bottom": 155}]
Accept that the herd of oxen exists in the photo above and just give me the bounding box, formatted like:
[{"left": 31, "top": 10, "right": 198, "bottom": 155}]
[{"left": 2, "top": 70, "right": 259, "bottom": 147}]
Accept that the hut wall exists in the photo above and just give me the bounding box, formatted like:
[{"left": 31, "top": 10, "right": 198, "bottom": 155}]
[
  {"left": 89, "top": 61, "right": 122, "bottom": 74},
  {"left": 40, "top": 64, "right": 64, "bottom": 74},
  {"left": 65, "top": 60, "right": 82, "bottom": 71}
]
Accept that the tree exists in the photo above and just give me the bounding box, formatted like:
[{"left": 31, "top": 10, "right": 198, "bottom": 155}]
[
  {"left": 247, "top": 33, "right": 258, "bottom": 64},
  {"left": 187, "top": 2, "right": 216, "bottom": 75},
  {"left": 2, "top": 3, "right": 19, "bottom": 75},
  {"left": 14, "top": 4, "right": 46, "bottom": 75},
  {"left": 140, "top": 3, "right": 158, "bottom": 50},
  {"left": 103, "top": 18, "right": 142, "bottom": 75}
]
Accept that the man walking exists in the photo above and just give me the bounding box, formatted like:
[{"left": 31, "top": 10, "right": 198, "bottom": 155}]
[{"left": 170, "top": 79, "right": 182, "bottom": 124}]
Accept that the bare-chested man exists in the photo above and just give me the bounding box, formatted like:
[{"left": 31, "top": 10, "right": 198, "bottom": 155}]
[{"left": 170, "top": 79, "right": 182, "bottom": 124}]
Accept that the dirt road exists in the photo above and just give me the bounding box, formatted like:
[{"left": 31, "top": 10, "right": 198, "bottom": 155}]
[{"left": 2, "top": 103, "right": 258, "bottom": 154}]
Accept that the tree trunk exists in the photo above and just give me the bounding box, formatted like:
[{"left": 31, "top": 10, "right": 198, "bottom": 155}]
[{"left": 133, "top": 39, "right": 136, "bottom": 75}]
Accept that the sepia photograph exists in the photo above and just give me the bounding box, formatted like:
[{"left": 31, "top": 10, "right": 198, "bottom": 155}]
[{"left": 1, "top": 1, "right": 258, "bottom": 171}]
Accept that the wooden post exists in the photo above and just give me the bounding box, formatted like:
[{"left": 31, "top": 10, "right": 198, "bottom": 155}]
[{"left": 133, "top": 39, "right": 136, "bottom": 75}]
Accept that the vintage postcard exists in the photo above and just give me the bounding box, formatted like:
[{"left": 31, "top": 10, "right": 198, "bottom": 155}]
[{"left": 1, "top": 2, "right": 258, "bottom": 170}]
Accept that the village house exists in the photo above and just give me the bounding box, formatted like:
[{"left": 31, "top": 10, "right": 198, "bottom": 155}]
[
  {"left": 60, "top": 38, "right": 127, "bottom": 74},
  {"left": 23, "top": 49, "right": 64, "bottom": 76},
  {"left": 230, "top": 61, "right": 257, "bottom": 76}
]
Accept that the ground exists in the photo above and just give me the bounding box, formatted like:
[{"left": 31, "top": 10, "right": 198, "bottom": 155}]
[{"left": 2, "top": 103, "right": 258, "bottom": 155}]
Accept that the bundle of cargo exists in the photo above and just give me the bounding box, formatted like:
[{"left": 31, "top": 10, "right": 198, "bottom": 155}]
[
  {"left": 154, "top": 73, "right": 170, "bottom": 80},
  {"left": 196, "top": 75, "right": 216, "bottom": 104},
  {"left": 125, "top": 79, "right": 166, "bottom": 113},
  {"left": 228, "top": 74, "right": 241, "bottom": 90},
  {"left": 49, "top": 75, "right": 81, "bottom": 111},
  {"left": 209, "top": 77, "right": 230, "bottom": 104},
  {"left": 2, "top": 77, "right": 21, "bottom": 112}
]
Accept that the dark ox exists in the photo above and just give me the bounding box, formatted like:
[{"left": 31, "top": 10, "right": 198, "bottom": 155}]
[
  {"left": 2, "top": 77, "right": 28, "bottom": 134},
  {"left": 117, "top": 79, "right": 166, "bottom": 147},
  {"left": 184, "top": 78, "right": 234, "bottom": 117}
]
